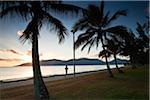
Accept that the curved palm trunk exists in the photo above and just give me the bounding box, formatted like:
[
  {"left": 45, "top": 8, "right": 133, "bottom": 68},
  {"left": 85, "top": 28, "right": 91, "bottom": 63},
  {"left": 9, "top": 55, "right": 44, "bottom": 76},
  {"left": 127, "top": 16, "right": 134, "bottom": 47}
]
[
  {"left": 32, "top": 31, "right": 49, "bottom": 100},
  {"left": 113, "top": 54, "right": 124, "bottom": 73},
  {"left": 100, "top": 36, "right": 113, "bottom": 77}
]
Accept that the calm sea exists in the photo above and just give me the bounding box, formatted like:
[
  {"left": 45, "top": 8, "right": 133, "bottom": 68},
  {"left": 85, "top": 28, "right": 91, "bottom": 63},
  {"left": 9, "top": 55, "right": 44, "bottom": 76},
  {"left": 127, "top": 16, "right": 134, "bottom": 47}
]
[{"left": 0, "top": 65, "right": 123, "bottom": 81}]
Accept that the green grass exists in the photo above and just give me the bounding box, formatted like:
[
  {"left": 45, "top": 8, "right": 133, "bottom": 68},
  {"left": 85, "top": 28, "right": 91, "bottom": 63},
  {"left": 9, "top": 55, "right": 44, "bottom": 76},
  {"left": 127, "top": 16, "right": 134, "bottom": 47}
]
[{"left": 50, "top": 65, "right": 149, "bottom": 100}]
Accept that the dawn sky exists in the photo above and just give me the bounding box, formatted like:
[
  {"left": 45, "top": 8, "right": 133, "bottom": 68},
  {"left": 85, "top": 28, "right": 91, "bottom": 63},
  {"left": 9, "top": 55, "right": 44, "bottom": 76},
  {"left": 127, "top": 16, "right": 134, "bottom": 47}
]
[{"left": 0, "top": 1, "right": 149, "bottom": 66}]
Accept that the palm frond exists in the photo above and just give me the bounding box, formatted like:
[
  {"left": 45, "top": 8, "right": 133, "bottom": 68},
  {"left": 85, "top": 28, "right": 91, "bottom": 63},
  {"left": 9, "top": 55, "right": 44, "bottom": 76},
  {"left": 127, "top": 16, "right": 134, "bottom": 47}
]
[
  {"left": 95, "top": 32, "right": 102, "bottom": 49},
  {"left": 87, "top": 5, "right": 101, "bottom": 26},
  {"left": 19, "top": 18, "right": 37, "bottom": 43},
  {"left": 47, "top": 3, "right": 85, "bottom": 16},
  {"left": 81, "top": 38, "right": 93, "bottom": 51},
  {"left": 145, "top": 16, "right": 149, "bottom": 33},
  {"left": 75, "top": 31, "right": 95, "bottom": 49},
  {"left": 136, "top": 22, "right": 145, "bottom": 36},
  {"left": 105, "top": 25, "right": 128, "bottom": 39},
  {"left": 107, "top": 10, "right": 127, "bottom": 26},
  {"left": 99, "top": 0, "right": 104, "bottom": 20},
  {"left": 0, "top": 1, "right": 17, "bottom": 9},
  {"left": 106, "top": 39, "right": 119, "bottom": 53},
  {"left": 42, "top": 1, "right": 61, "bottom": 10},
  {"left": 42, "top": 11, "right": 68, "bottom": 43},
  {"left": 80, "top": 37, "right": 96, "bottom": 53},
  {"left": 0, "top": 3, "right": 31, "bottom": 21},
  {"left": 99, "top": 49, "right": 111, "bottom": 58},
  {"left": 71, "top": 1, "right": 128, "bottom": 57},
  {"left": 136, "top": 22, "right": 149, "bottom": 46},
  {"left": 102, "top": 11, "right": 110, "bottom": 27},
  {"left": 72, "top": 17, "right": 88, "bottom": 31},
  {"left": 87, "top": 37, "right": 96, "bottom": 53}
]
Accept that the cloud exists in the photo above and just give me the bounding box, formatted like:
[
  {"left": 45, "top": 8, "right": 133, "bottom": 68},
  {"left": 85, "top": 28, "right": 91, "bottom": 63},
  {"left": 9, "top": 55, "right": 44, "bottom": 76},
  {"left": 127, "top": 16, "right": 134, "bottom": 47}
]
[
  {"left": 40, "top": 53, "right": 43, "bottom": 56},
  {"left": 90, "top": 53, "right": 99, "bottom": 57},
  {"left": 26, "top": 50, "right": 43, "bottom": 57},
  {"left": 0, "top": 58, "right": 23, "bottom": 62},
  {"left": 9, "top": 50, "right": 22, "bottom": 55},
  {"left": 26, "top": 50, "right": 32, "bottom": 56},
  {"left": 0, "top": 49, "right": 23, "bottom": 55},
  {"left": 17, "top": 30, "right": 24, "bottom": 36}
]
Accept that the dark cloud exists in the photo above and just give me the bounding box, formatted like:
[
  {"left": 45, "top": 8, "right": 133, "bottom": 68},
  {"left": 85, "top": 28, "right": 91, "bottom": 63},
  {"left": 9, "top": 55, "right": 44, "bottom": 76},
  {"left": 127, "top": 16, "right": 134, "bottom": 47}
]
[{"left": 9, "top": 50, "right": 22, "bottom": 55}]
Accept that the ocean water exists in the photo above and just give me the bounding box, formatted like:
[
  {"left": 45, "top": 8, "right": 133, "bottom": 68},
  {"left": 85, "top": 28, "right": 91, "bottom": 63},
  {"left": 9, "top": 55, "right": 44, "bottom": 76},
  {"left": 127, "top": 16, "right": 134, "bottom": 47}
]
[{"left": 0, "top": 65, "right": 123, "bottom": 81}]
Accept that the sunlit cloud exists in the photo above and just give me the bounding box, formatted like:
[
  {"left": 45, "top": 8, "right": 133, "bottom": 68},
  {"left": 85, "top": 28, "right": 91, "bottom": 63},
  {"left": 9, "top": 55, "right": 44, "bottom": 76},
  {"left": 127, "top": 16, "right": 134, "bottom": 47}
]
[
  {"left": 0, "top": 49, "right": 22, "bottom": 55},
  {"left": 40, "top": 53, "right": 43, "bottom": 56},
  {"left": 0, "top": 49, "right": 33, "bottom": 65},
  {"left": 26, "top": 50, "right": 43, "bottom": 57},
  {"left": 90, "top": 53, "right": 99, "bottom": 57},
  {"left": 26, "top": 50, "right": 32, "bottom": 56},
  {"left": 21, "top": 55, "right": 32, "bottom": 62},
  {"left": 17, "top": 30, "right": 24, "bottom": 36},
  {"left": 0, "top": 58, "right": 23, "bottom": 62}
]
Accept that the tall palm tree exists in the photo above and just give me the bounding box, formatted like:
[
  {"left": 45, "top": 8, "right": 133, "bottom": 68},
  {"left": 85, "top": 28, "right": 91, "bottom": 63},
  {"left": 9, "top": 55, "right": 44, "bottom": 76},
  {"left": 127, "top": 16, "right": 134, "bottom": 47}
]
[
  {"left": 0, "top": 1, "right": 83, "bottom": 99},
  {"left": 72, "top": 1, "right": 128, "bottom": 77}
]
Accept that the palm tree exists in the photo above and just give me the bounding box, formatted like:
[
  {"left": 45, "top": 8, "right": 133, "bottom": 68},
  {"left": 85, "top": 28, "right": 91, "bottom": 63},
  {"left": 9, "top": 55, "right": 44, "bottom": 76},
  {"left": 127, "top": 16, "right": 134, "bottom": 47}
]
[
  {"left": 0, "top": 1, "right": 83, "bottom": 99},
  {"left": 120, "top": 17, "right": 149, "bottom": 67},
  {"left": 103, "top": 36, "right": 124, "bottom": 73},
  {"left": 72, "top": 1, "right": 128, "bottom": 77}
]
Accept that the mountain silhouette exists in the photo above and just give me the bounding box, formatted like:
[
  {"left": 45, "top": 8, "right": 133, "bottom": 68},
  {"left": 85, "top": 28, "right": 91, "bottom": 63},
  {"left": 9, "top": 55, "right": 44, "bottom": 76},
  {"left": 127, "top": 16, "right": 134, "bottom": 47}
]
[{"left": 17, "top": 58, "right": 128, "bottom": 66}]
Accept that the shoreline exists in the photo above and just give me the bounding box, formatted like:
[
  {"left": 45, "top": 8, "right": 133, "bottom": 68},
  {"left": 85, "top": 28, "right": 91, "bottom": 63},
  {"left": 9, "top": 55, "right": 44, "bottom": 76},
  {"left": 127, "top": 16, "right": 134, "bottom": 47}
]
[
  {"left": 0, "top": 69, "right": 101, "bottom": 83},
  {"left": 0, "top": 69, "right": 108, "bottom": 89},
  {"left": 0, "top": 66, "right": 127, "bottom": 89},
  {"left": 0, "top": 64, "right": 125, "bottom": 82}
]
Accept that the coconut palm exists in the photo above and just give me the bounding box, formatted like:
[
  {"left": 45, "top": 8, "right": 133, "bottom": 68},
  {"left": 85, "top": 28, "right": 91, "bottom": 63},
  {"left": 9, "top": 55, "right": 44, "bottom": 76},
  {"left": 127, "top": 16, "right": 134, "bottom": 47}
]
[
  {"left": 72, "top": 1, "right": 128, "bottom": 77},
  {"left": 133, "top": 22, "right": 149, "bottom": 65},
  {"left": 103, "top": 36, "right": 124, "bottom": 73},
  {"left": 0, "top": 1, "right": 83, "bottom": 99},
  {"left": 120, "top": 34, "right": 138, "bottom": 68},
  {"left": 120, "top": 18, "right": 149, "bottom": 66}
]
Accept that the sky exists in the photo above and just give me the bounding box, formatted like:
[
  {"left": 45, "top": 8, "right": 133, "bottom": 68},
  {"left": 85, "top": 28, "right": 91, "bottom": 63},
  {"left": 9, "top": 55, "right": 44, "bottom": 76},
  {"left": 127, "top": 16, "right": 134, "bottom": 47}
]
[{"left": 0, "top": 1, "right": 149, "bottom": 67}]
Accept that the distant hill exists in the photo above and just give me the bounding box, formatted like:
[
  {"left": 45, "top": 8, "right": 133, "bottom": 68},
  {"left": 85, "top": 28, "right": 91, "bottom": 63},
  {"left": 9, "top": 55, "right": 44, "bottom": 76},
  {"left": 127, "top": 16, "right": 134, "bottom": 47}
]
[
  {"left": 67, "top": 58, "right": 105, "bottom": 65},
  {"left": 17, "top": 58, "right": 105, "bottom": 66},
  {"left": 109, "top": 59, "right": 128, "bottom": 64},
  {"left": 17, "top": 62, "right": 32, "bottom": 66},
  {"left": 17, "top": 58, "right": 128, "bottom": 66},
  {"left": 40, "top": 59, "right": 66, "bottom": 65}
]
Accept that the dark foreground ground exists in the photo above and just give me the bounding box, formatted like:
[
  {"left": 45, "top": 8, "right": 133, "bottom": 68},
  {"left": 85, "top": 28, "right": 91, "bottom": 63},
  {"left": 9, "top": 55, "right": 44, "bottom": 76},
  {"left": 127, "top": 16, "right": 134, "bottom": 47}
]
[{"left": 1, "top": 65, "right": 149, "bottom": 100}]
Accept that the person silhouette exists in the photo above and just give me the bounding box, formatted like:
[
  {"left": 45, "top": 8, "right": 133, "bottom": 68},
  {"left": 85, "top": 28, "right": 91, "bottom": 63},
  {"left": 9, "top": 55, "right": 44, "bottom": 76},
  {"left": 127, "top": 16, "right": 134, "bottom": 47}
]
[{"left": 65, "top": 64, "right": 68, "bottom": 75}]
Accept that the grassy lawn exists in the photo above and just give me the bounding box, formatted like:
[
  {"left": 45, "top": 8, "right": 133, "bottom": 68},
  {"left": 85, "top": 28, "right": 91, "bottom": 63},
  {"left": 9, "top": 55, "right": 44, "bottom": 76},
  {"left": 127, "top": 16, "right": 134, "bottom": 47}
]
[
  {"left": 1, "top": 65, "right": 149, "bottom": 100},
  {"left": 49, "top": 65, "right": 149, "bottom": 100}
]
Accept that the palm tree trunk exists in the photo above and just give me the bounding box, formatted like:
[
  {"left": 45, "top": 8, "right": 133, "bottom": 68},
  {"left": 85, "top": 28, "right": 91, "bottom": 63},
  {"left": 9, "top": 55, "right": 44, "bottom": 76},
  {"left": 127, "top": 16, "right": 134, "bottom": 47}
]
[
  {"left": 32, "top": 31, "right": 49, "bottom": 100},
  {"left": 113, "top": 54, "right": 124, "bottom": 73},
  {"left": 130, "top": 54, "right": 136, "bottom": 69},
  {"left": 100, "top": 36, "right": 113, "bottom": 77}
]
